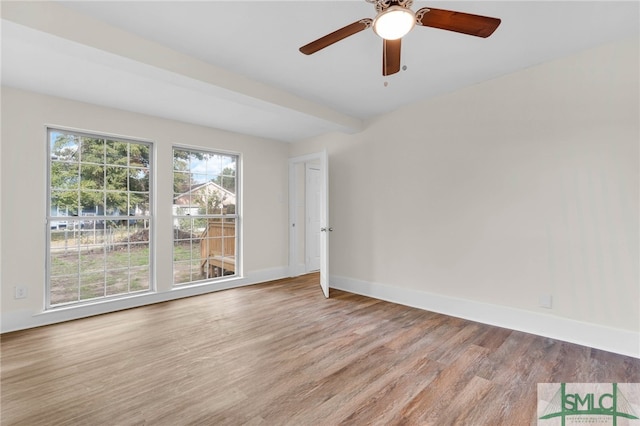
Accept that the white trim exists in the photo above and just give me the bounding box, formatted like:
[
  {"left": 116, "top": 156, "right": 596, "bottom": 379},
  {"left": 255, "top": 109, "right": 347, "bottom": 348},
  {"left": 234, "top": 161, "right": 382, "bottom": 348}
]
[
  {"left": 296, "top": 262, "right": 307, "bottom": 276},
  {"left": 331, "top": 275, "right": 640, "bottom": 359},
  {"left": 1, "top": 267, "right": 288, "bottom": 333},
  {"left": 44, "top": 123, "right": 155, "bottom": 145},
  {"left": 288, "top": 160, "right": 297, "bottom": 277}
]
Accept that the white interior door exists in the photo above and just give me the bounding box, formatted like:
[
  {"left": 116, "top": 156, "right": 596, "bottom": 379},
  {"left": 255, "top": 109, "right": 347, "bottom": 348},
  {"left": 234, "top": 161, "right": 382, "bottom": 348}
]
[{"left": 319, "top": 150, "right": 329, "bottom": 298}]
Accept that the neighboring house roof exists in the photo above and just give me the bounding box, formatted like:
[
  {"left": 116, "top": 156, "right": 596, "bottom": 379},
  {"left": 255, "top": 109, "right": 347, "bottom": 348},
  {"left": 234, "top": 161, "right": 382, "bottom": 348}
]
[{"left": 173, "top": 181, "right": 236, "bottom": 207}]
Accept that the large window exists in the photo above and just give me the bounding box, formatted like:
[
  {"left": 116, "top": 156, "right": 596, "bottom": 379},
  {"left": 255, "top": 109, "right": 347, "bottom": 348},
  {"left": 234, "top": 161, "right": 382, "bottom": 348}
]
[
  {"left": 47, "top": 128, "right": 152, "bottom": 307},
  {"left": 173, "top": 148, "right": 238, "bottom": 285}
]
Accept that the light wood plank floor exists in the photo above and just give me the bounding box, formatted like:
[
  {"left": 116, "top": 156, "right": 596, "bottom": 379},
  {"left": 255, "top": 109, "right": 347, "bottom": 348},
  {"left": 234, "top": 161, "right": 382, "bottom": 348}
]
[{"left": 2, "top": 273, "right": 639, "bottom": 425}]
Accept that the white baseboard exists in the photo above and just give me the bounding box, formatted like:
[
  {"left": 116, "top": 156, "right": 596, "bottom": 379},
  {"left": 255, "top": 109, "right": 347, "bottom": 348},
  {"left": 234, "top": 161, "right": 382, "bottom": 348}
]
[
  {"left": 297, "top": 262, "right": 307, "bottom": 276},
  {"left": 1, "top": 267, "right": 289, "bottom": 334},
  {"left": 330, "top": 275, "right": 640, "bottom": 359}
]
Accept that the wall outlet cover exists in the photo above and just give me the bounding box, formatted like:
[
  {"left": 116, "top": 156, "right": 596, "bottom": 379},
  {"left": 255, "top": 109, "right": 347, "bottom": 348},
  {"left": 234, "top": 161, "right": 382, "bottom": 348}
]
[{"left": 15, "top": 286, "right": 28, "bottom": 299}]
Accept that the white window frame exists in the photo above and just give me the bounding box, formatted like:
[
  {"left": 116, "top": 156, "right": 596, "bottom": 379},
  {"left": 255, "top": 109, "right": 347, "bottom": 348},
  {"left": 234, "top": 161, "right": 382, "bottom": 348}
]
[
  {"left": 172, "top": 146, "right": 240, "bottom": 286},
  {"left": 46, "top": 127, "right": 154, "bottom": 308}
]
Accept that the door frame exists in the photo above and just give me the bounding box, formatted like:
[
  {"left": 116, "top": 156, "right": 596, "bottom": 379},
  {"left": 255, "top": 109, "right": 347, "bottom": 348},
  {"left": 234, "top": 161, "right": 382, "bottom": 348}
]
[{"left": 288, "top": 150, "right": 329, "bottom": 297}]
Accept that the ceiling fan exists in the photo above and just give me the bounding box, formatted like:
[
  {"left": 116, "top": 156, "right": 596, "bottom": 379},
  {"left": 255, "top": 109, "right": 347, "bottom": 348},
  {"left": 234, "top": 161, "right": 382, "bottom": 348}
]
[{"left": 299, "top": 0, "right": 501, "bottom": 76}]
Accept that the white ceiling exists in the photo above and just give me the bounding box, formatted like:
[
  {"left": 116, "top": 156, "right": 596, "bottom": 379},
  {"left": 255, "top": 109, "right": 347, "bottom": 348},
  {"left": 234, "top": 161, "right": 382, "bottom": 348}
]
[{"left": 2, "top": 1, "right": 638, "bottom": 142}]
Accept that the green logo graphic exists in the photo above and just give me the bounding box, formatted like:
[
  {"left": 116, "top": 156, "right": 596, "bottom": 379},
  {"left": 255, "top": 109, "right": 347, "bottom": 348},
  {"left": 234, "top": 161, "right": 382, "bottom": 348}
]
[{"left": 538, "top": 383, "right": 639, "bottom": 426}]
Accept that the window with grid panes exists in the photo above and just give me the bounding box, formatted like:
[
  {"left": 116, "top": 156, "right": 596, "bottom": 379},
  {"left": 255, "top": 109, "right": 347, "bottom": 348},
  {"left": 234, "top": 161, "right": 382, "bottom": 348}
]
[
  {"left": 47, "top": 128, "right": 152, "bottom": 307},
  {"left": 172, "top": 148, "right": 238, "bottom": 284}
]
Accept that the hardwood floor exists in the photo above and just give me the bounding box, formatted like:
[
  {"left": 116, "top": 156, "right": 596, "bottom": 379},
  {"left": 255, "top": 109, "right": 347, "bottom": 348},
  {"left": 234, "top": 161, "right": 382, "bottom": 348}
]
[{"left": 2, "top": 273, "right": 639, "bottom": 425}]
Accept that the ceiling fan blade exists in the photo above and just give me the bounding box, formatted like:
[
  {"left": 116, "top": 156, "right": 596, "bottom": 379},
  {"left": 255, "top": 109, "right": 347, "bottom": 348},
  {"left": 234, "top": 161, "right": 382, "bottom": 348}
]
[
  {"left": 382, "top": 38, "right": 401, "bottom": 76},
  {"left": 300, "top": 18, "right": 373, "bottom": 55},
  {"left": 416, "top": 7, "right": 501, "bottom": 38}
]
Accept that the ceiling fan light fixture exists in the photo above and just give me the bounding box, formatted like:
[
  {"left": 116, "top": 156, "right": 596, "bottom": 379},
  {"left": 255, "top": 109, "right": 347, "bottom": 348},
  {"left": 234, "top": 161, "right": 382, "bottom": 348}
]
[{"left": 373, "top": 6, "right": 416, "bottom": 40}]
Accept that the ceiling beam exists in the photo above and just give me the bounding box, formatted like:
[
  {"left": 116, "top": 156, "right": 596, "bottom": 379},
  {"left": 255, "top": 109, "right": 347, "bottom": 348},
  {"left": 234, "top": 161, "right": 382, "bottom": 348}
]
[{"left": 1, "top": 1, "right": 364, "bottom": 136}]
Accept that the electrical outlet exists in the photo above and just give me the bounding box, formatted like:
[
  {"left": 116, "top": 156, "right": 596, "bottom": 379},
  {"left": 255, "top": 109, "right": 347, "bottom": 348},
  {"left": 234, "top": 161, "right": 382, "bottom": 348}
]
[
  {"left": 14, "top": 286, "right": 27, "bottom": 299},
  {"left": 539, "top": 294, "right": 552, "bottom": 309}
]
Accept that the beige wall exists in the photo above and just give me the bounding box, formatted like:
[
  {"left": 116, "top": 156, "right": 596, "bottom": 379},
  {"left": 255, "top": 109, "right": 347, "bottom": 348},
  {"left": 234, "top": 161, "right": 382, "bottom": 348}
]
[
  {"left": 1, "top": 36, "right": 637, "bottom": 355},
  {"left": 291, "top": 37, "right": 639, "bottom": 336},
  {"left": 1, "top": 87, "right": 290, "bottom": 331}
]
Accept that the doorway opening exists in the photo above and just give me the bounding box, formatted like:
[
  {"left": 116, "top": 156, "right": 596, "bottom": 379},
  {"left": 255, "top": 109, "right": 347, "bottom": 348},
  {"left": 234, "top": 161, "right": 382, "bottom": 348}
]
[
  {"left": 288, "top": 151, "right": 329, "bottom": 297},
  {"left": 290, "top": 160, "right": 320, "bottom": 275}
]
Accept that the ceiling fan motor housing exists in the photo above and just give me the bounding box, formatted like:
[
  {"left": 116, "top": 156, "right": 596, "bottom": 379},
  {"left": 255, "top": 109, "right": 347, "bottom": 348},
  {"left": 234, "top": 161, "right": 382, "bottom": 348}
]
[{"left": 367, "top": 0, "right": 414, "bottom": 14}]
